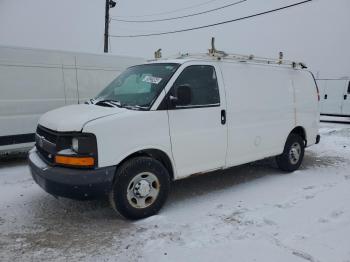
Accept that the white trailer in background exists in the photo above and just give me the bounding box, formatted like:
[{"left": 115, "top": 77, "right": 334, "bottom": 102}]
[
  {"left": 317, "top": 79, "right": 350, "bottom": 117},
  {"left": 0, "top": 46, "right": 144, "bottom": 154}
]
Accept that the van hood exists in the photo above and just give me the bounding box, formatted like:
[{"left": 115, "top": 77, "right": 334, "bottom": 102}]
[{"left": 38, "top": 104, "right": 126, "bottom": 132}]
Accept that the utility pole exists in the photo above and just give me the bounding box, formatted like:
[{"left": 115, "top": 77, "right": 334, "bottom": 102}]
[{"left": 104, "top": 0, "right": 116, "bottom": 53}]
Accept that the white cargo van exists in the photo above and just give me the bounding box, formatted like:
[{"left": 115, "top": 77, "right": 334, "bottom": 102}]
[
  {"left": 317, "top": 79, "right": 350, "bottom": 116},
  {"left": 0, "top": 46, "right": 143, "bottom": 154},
  {"left": 29, "top": 51, "right": 320, "bottom": 219}
]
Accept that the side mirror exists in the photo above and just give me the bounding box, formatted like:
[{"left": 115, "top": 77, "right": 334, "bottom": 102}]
[{"left": 170, "top": 84, "right": 192, "bottom": 107}]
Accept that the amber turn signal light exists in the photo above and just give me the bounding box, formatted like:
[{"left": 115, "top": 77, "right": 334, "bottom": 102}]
[{"left": 55, "top": 155, "right": 95, "bottom": 167}]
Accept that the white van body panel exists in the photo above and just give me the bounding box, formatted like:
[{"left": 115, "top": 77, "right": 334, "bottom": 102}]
[
  {"left": 36, "top": 58, "right": 319, "bottom": 181},
  {"left": 293, "top": 72, "right": 319, "bottom": 144},
  {"left": 0, "top": 46, "right": 143, "bottom": 153},
  {"left": 83, "top": 110, "right": 174, "bottom": 174},
  {"left": 220, "top": 63, "right": 296, "bottom": 167},
  {"left": 0, "top": 63, "right": 66, "bottom": 148},
  {"left": 317, "top": 79, "right": 350, "bottom": 116}
]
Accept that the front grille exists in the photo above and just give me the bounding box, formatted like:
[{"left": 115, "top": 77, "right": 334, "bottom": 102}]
[
  {"left": 36, "top": 125, "right": 58, "bottom": 144},
  {"left": 36, "top": 145, "right": 54, "bottom": 164},
  {"left": 36, "top": 125, "right": 58, "bottom": 164}
]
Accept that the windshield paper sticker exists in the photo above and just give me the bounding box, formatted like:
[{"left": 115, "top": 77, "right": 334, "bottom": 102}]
[{"left": 142, "top": 75, "right": 162, "bottom": 84}]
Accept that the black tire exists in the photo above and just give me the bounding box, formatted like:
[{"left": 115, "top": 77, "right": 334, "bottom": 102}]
[
  {"left": 109, "top": 156, "right": 170, "bottom": 220},
  {"left": 276, "top": 134, "right": 305, "bottom": 172}
]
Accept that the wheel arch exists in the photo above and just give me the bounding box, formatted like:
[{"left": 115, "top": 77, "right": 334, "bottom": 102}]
[
  {"left": 290, "top": 126, "right": 307, "bottom": 146},
  {"left": 115, "top": 148, "right": 175, "bottom": 181}
]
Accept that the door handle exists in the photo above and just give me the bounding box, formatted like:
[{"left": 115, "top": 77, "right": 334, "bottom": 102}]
[
  {"left": 221, "top": 110, "right": 226, "bottom": 125},
  {"left": 324, "top": 94, "right": 328, "bottom": 99},
  {"left": 344, "top": 95, "right": 348, "bottom": 100}
]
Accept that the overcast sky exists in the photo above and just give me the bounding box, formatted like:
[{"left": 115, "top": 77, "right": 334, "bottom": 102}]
[{"left": 0, "top": 0, "right": 349, "bottom": 78}]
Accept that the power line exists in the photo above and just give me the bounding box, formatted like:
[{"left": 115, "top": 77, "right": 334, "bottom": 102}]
[
  {"left": 110, "top": 0, "right": 312, "bottom": 38},
  {"left": 111, "top": 0, "right": 247, "bottom": 23},
  {"left": 113, "top": 0, "right": 222, "bottom": 18}
]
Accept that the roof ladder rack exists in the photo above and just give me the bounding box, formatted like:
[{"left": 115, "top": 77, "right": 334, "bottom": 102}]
[{"left": 177, "top": 37, "right": 308, "bottom": 69}]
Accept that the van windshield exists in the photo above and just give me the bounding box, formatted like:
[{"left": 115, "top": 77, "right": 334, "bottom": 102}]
[{"left": 95, "top": 63, "right": 179, "bottom": 110}]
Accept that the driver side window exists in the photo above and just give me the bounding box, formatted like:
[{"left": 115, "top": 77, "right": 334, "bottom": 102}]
[{"left": 172, "top": 65, "right": 220, "bottom": 108}]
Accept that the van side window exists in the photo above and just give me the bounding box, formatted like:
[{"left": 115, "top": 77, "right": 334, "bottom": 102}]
[{"left": 172, "top": 65, "right": 220, "bottom": 108}]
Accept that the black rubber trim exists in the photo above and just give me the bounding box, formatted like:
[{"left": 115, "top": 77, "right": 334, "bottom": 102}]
[
  {"left": 0, "top": 133, "right": 35, "bottom": 146},
  {"left": 321, "top": 113, "right": 350, "bottom": 117},
  {"left": 172, "top": 104, "right": 221, "bottom": 110},
  {"left": 308, "top": 71, "right": 320, "bottom": 101},
  {"left": 157, "top": 97, "right": 221, "bottom": 110}
]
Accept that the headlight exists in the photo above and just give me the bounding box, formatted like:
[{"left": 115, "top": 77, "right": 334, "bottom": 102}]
[
  {"left": 72, "top": 137, "right": 79, "bottom": 152},
  {"left": 68, "top": 135, "right": 97, "bottom": 155},
  {"left": 55, "top": 134, "right": 98, "bottom": 168}
]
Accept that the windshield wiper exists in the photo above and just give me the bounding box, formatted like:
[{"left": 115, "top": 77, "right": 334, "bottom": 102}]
[
  {"left": 87, "top": 98, "right": 148, "bottom": 110},
  {"left": 122, "top": 104, "right": 149, "bottom": 111},
  {"left": 93, "top": 99, "right": 122, "bottom": 108}
]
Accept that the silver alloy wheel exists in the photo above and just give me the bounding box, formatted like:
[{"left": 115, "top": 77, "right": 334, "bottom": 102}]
[
  {"left": 289, "top": 142, "right": 301, "bottom": 165},
  {"left": 126, "top": 172, "right": 160, "bottom": 209}
]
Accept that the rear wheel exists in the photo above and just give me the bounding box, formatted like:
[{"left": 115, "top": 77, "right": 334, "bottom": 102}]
[
  {"left": 276, "top": 134, "right": 305, "bottom": 172},
  {"left": 109, "top": 157, "right": 170, "bottom": 220}
]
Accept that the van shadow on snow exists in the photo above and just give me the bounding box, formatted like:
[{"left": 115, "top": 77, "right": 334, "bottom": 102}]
[{"left": 169, "top": 150, "right": 348, "bottom": 203}]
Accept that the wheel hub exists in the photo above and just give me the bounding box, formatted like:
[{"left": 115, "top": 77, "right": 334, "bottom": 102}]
[
  {"left": 289, "top": 142, "right": 301, "bottom": 164},
  {"left": 126, "top": 172, "right": 160, "bottom": 209},
  {"left": 290, "top": 148, "right": 299, "bottom": 159},
  {"left": 134, "top": 180, "right": 151, "bottom": 197}
]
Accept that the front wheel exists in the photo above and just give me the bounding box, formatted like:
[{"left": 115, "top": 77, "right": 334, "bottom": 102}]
[
  {"left": 276, "top": 134, "right": 305, "bottom": 172},
  {"left": 109, "top": 157, "right": 170, "bottom": 220}
]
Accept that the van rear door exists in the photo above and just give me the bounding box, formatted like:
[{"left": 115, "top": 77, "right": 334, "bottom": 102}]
[
  {"left": 166, "top": 63, "right": 227, "bottom": 178},
  {"left": 322, "top": 80, "right": 346, "bottom": 115},
  {"left": 341, "top": 80, "right": 350, "bottom": 116}
]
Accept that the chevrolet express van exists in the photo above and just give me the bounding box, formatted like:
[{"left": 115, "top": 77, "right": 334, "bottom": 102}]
[{"left": 29, "top": 53, "right": 320, "bottom": 219}]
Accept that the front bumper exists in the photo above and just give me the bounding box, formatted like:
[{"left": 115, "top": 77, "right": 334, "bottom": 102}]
[{"left": 28, "top": 148, "right": 116, "bottom": 200}]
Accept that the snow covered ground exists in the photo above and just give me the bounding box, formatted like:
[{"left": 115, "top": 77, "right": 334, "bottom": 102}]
[{"left": 1, "top": 122, "right": 350, "bottom": 262}]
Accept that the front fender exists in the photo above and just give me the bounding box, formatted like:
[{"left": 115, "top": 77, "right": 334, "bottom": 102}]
[{"left": 83, "top": 110, "right": 175, "bottom": 174}]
